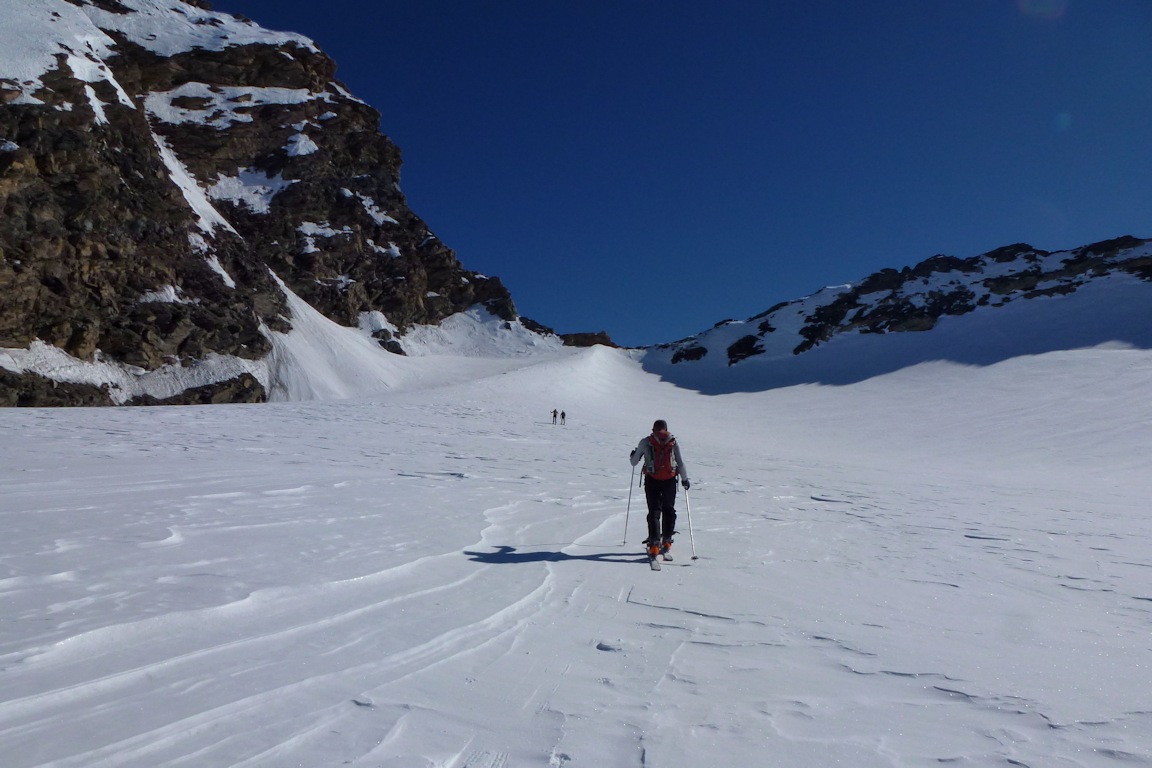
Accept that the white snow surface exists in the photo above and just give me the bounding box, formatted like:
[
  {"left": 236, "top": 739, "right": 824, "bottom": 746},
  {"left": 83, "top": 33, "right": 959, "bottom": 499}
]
[
  {"left": 144, "top": 82, "right": 327, "bottom": 130},
  {"left": 0, "top": 341, "right": 267, "bottom": 406},
  {"left": 3, "top": 289, "right": 1152, "bottom": 767},
  {"left": 78, "top": 0, "right": 317, "bottom": 58},
  {"left": 286, "top": 132, "right": 319, "bottom": 157},
  {"left": 0, "top": 0, "right": 122, "bottom": 106},
  {"left": 0, "top": 0, "right": 313, "bottom": 107},
  {"left": 208, "top": 168, "right": 298, "bottom": 214},
  {"left": 260, "top": 281, "right": 559, "bottom": 403}
]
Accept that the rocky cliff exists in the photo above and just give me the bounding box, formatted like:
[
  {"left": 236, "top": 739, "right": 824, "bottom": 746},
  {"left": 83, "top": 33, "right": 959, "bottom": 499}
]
[{"left": 0, "top": 0, "right": 525, "bottom": 406}]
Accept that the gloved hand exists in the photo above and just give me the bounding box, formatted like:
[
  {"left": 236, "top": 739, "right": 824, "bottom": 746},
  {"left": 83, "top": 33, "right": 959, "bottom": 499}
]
[
  {"left": 629, "top": 449, "right": 636, "bottom": 460},
  {"left": 682, "top": 479, "right": 691, "bottom": 490}
]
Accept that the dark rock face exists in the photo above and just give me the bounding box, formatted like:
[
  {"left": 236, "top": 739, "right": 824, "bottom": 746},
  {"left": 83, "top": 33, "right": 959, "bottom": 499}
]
[
  {"left": 726, "top": 335, "right": 763, "bottom": 365},
  {"left": 0, "top": 368, "right": 112, "bottom": 407},
  {"left": 125, "top": 372, "right": 264, "bottom": 405},
  {"left": 1, "top": 0, "right": 519, "bottom": 405},
  {"left": 670, "top": 345, "right": 707, "bottom": 364},
  {"left": 559, "top": 331, "right": 616, "bottom": 348},
  {"left": 1, "top": 49, "right": 273, "bottom": 369},
  {"left": 515, "top": 317, "right": 616, "bottom": 348}
]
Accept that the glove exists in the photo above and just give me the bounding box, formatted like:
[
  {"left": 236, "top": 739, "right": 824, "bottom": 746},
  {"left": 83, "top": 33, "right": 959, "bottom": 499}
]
[
  {"left": 682, "top": 479, "right": 690, "bottom": 490},
  {"left": 629, "top": 449, "right": 636, "bottom": 460}
]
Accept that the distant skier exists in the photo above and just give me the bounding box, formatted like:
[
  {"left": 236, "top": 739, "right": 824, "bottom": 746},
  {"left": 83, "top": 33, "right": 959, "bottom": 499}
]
[
  {"left": 552, "top": 409, "right": 558, "bottom": 424},
  {"left": 629, "top": 419, "right": 690, "bottom": 561},
  {"left": 560, "top": 411, "right": 566, "bottom": 425}
]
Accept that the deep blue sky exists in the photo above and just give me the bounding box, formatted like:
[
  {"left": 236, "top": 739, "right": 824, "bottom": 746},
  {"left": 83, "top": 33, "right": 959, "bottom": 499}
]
[{"left": 211, "top": 0, "right": 1152, "bottom": 346}]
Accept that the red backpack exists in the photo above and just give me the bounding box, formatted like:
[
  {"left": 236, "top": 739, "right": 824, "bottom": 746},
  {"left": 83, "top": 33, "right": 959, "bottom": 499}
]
[{"left": 646, "top": 435, "right": 678, "bottom": 480}]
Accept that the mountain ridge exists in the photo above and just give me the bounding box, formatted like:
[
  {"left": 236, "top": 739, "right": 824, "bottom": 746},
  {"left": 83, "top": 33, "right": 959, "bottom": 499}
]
[
  {"left": 642, "top": 234, "right": 1152, "bottom": 393},
  {"left": 655, "top": 235, "right": 1152, "bottom": 364},
  {"left": 2, "top": 1, "right": 1150, "bottom": 405}
]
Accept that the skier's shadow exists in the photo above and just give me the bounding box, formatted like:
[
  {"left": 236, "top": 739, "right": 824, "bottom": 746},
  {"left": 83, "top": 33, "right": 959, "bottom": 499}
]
[{"left": 464, "top": 545, "right": 644, "bottom": 565}]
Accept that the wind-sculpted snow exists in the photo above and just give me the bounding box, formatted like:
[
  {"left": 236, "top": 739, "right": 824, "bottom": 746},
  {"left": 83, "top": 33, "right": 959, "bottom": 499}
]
[{"left": 2, "top": 346, "right": 1151, "bottom": 766}]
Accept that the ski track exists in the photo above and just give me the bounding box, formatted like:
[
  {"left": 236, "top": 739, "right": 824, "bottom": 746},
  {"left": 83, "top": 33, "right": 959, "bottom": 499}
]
[{"left": 3, "top": 350, "right": 1152, "bottom": 766}]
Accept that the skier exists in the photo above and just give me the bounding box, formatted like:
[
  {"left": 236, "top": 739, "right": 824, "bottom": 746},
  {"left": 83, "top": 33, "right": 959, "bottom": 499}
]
[
  {"left": 552, "top": 409, "right": 558, "bottom": 424},
  {"left": 560, "top": 411, "right": 566, "bottom": 425},
  {"left": 629, "top": 419, "right": 690, "bottom": 561}
]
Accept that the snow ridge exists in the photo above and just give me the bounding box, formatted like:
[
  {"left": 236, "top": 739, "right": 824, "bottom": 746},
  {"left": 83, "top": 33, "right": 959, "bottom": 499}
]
[{"left": 643, "top": 237, "right": 1152, "bottom": 392}]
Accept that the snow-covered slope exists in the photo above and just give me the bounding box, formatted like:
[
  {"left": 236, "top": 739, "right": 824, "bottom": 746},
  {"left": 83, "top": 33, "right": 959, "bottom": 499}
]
[
  {"left": 644, "top": 237, "right": 1152, "bottom": 393},
  {"left": 262, "top": 280, "right": 564, "bottom": 402},
  {"left": 2, "top": 330, "right": 1150, "bottom": 766},
  {"left": 0, "top": 289, "right": 563, "bottom": 405}
]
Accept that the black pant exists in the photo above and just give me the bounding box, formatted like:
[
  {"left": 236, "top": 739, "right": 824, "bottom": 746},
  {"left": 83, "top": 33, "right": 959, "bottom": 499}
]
[{"left": 644, "top": 476, "right": 678, "bottom": 543}]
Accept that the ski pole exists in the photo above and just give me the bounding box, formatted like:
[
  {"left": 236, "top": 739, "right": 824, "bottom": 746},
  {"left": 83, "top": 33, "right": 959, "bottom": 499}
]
[
  {"left": 684, "top": 485, "right": 698, "bottom": 560},
  {"left": 623, "top": 463, "right": 636, "bottom": 545}
]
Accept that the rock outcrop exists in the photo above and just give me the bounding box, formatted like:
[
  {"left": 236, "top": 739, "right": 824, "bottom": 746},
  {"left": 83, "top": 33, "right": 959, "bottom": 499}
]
[{"left": 1, "top": 0, "right": 523, "bottom": 405}]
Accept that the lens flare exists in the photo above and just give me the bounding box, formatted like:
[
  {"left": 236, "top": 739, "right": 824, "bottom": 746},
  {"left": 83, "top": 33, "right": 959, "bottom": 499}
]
[{"left": 1018, "top": 0, "right": 1069, "bottom": 20}]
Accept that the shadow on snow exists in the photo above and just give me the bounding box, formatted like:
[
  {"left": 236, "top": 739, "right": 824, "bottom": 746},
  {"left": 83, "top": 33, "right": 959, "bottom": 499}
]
[{"left": 464, "top": 545, "right": 645, "bottom": 565}]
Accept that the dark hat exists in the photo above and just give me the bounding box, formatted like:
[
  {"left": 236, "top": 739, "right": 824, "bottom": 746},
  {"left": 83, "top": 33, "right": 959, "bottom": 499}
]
[{"left": 652, "top": 419, "right": 668, "bottom": 431}]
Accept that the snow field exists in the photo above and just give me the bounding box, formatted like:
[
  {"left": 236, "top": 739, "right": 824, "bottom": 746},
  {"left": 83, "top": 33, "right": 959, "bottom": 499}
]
[{"left": 2, "top": 344, "right": 1151, "bottom": 766}]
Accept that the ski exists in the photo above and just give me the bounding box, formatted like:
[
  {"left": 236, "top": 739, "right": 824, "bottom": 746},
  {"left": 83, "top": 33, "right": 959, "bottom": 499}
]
[
  {"left": 662, "top": 553, "right": 673, "bottom": 562},
  {"left": 643, "top": 540, "right": 661, "bottom": 570}
]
